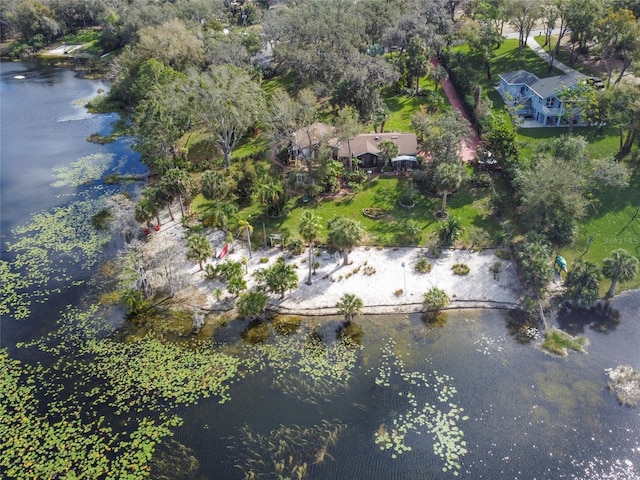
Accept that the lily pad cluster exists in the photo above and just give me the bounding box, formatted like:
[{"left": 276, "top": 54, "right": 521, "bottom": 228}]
[
  {"left": 229, "top": 420, "right": 346, "bottom": 480},
  {"left": 247, "top": 327, "right": 362, "bottom": 403},
  {"left": 51, "top": 153, "right": 114, "bottom": 188},
  {"left": 371, "top": 339, "right": 469, "bottom": 474},
  {"left": 4, "top": 303, "right": 248, "bottom": 477},
  {"left": 0, "top": 348, "right": 182, "bottom": 479},
  {"left": 2, "top": 192, "right": 110, "bottom": 319}
]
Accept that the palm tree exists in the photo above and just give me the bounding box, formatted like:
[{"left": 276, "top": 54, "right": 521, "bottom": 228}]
[
  {"left": 429, "top": 65, "right": 448, "bottom": 92},
  {"left": 160, "top": 168, "right": 193, "bottom": 216},
  {"left": 299, "top": 211, "right": 321, "bottom": 285},
  {"left": 186, "top": 233, "right": 212, "bottom": 270},
  {"left": 327, "top": 216, "right": 364, "bottom": 265},
  {"left": 255, "top": 257, "right": 299, "bottom": 299},
  {"left": 423, "top": 287, "right": 449, "bottom": 311},
  {"left": 135, "top": 191, "right": 159, "bottom": 227},
  {"left": 204, "top": 200, "right": 238, "bottom": 232},
  {"left": 564, "top": 259, "right": 601, "bottom": 307},
  {"left": 602, "top": 249, "right": 639, "bottom": 299},
  {"left": 255, "top": 180, "right": 286, "bottom": 217},
  {"left": 236, "top": 218, "right": 254, "bottom": 259},
  {"left": 433, "top": 161, "right": 465, "bottom": 217},
  {"left": 437, "top": 216, "right": 462, "bottom": 247},
  {"left": 120, "top": 288, "right": 145, "bottom": 317},
  {"left": 336, "top": 293, "right": 363, "bottom": 324},
  {"left": 236, "top": 290, "right": 268, "bottom": 318},
  {"left": 378, "top": 139, "right": 399, "bottom": 168},
  {"left": 201, "top": 170, "right": 229, "bottom": 200}
]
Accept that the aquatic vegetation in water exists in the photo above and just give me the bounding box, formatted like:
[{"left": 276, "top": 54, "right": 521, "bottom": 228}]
[
  {"left": 542, "top": 328, "right": 588, "bottom": 356},
  {"left": 149, "top": 439, "right": 200, "bottom": 479},
  {"left": 5, "top": 302, "right": 251, "bottom": 477},
  {"left": 606, "top": 365, "right": 640, "bottom": 407},
  {"left": 371, "top": 339, "right": 468, "bottom": 474},
  {"left": 474, "top": 335, "right": 504, "bottom": 356},
  {"left": 51, "top": 153, "right": 114, "bottom": 187},
  {"left": 0, "top": 348, "right": 181, "bottom": 479},
  {"left": 2, "top": 193, "right": 111, "bottom": 319},
  {"left": 246, "top": 326, "right": 362, "bottom": 403},
  {"left": 229, "top": 420, "right": 346, "bottom": 479}
]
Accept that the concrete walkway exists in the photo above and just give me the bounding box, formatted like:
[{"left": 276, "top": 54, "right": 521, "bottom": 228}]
[
  {"left": 524, "top": 36, "right": 588, "bottom": 80},
  {"left": 502, "top": 29, "right": 588, "bottom": 79}
]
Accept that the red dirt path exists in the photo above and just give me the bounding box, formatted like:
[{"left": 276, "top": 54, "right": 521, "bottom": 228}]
[{"left": 431, "top": 57, "right": 480, "bottom": 163}]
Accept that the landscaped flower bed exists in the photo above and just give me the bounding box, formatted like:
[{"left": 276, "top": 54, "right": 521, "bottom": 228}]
[{"left": 362, "top": 207, "right": 388, "bottom": 219}]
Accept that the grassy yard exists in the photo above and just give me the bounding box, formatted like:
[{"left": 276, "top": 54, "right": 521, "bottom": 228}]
[
  {"left": 381, "top": 75, "right": 448, "bottom": 132},
  {"left": 560, "top": 166, "right": 640, "bottom": 291},
  {"left": 193, "top": 175, "right": 499, "bottom": 248},
  {"left": 515, "top": 126, "right": 622, "bottom": 159}
]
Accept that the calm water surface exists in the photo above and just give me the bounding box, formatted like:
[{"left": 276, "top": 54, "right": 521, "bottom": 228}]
[{"left": 1, "top": 61, "right": 639, "bottom": 480}]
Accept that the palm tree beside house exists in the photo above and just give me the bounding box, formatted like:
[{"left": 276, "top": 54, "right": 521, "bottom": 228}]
[
  {"left": 299, "top": 211, "right": 322, "bottom": 285},
  {"left": 378, "top": 139, "right": 399, "bottom": 168},
  {"left": 336, "top": 293, "right": 364, "bottom": 324},
  {"left": 327, "top": 216, "right": 365, "bottom": 265},
  {"left": 602, "top": 249, "right": 639, "bottom": 299}
]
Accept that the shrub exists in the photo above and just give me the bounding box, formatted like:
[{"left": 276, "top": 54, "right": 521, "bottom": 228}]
[
  {"left": 452, "top": 263, "right": 470, "bottom": 275},
  {"left": 394, "top": 289, "right": 404, "bottom": 297},
  {"left": 490, "top": 262, "right": 502, "bottom": 280},
  {"left": 423, "top": 287, "right": 449, "bottom": 311},
  {"left": 415, "top": 258, "right": 432, "bottom": 273}
]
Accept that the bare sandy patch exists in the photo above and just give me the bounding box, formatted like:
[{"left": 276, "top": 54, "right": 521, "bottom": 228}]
[{"left": 143, "top": 216, "right": 523, "bottom": 316}]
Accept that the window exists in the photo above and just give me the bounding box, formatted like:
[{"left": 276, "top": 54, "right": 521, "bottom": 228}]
[{"left": 545, "top": 97, "right": 555, "bottom": 108}]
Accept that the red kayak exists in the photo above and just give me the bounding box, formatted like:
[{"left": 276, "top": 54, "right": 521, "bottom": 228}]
[{"left": 217, "top": 243, "right": 229, "bottom": 259}]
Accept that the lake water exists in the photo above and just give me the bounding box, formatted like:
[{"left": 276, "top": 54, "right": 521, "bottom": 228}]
[{"left": 1, "top": 61, "right": 639, "bottom": 480}]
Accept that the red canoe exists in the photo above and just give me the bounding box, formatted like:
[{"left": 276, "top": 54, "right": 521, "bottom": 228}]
[{"left": 217, "top": 243, "right": 229, "bottom": 259}]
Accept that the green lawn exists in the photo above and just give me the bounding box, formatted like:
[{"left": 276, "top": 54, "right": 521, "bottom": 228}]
[
  {"left": 381, "top": 75, "right": 448, "bottom": 132},
  {"left": 560, "top": 167, "right": 640, "bottom": 291},
  {"left": 492, "top": 38, "right": 564, "bottom": 80},
  {"left": 193, "top": 176, "right": 499, "bottom": 248},
  {"left": 516, "top": 126, "right": 622, "bottom": 159}
]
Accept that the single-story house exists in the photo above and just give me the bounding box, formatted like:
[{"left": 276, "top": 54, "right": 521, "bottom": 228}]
[
  {"left": 497, "top": 70, "right": 598, "bottom": 127},
  {"left": 337, "top": 133, "right": 418, "bottom": 169},
  {"left": 291, "top": 122, "right": 337, "bottom": 159}
]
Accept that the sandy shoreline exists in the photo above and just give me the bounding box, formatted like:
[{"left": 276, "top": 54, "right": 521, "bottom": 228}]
[{"left": 143, "top": 217, "right": 524, "bottom": 316}]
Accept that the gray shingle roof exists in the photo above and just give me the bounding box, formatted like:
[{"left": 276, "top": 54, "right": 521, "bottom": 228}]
[
  {"left": 499, "top": 70, "right": 539, "bottom": 86},
  {"left": 528, "top": 74, "right": 581, "bottom": 98}
]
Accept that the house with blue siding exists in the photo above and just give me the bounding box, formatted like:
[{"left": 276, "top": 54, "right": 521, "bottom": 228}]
[{"left": 497, "top": 70, "right": 598, "bottom": 127}]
